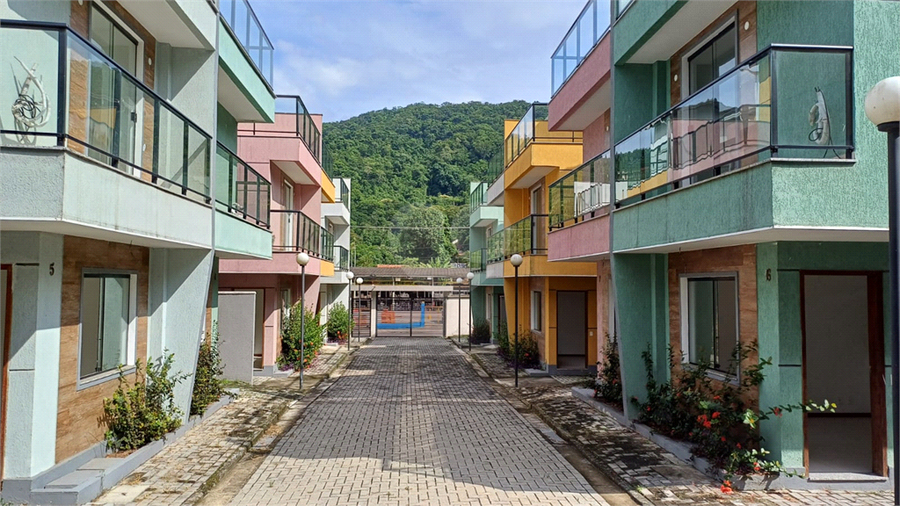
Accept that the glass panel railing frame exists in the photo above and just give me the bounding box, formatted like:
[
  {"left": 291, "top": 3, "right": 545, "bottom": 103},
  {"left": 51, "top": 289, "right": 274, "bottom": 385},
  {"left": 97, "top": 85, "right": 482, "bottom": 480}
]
[
  {"left": 274, "top": 94, "right": 323, "bottom": 167},
  {"left": 613, "top": 44, "right": 853, "bottom": 208},
  {"left": 271, "top": 209, "right": 332, "bottom": 260},
  {"left": 469, "top": 182, "right": 488, "bottom": 214},
  {"left": 216, "top": 142, "right": 271, "bottom": 228},
  {"left": 548, "top": 150, "right": 612, "bottom": 229},
  {"left": 219, "top": 0, "right": 274, "bottom": 88},
  {"left": 1, "top": 21, "right": 213, "bottom": 204},
  {"left": 551, "top": 0, "right": 612, "bottom": 96}
]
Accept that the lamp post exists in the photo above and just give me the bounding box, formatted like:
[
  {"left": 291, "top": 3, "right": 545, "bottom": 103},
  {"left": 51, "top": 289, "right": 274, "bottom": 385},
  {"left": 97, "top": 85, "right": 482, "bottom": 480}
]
[
  {"left": 345, "top": 271, "right": 354, "bottom": 351},
  {"left": 865, "top": 76, "right": 900, "bottom": 501},
  {"left": 510, "top": 254, "right": 523, "bottom": 388},
  {"left": 456, "top": 277, "right": 463, "bottom": 344},
  {"left": 296, "top": 253, "right": 310, "bottom": 390},
  {"left": 356, "top": 277, "right": 363, "bottom": 347},
  {"left": 467, "top": 271, "right": 474, "bottom": 351}
]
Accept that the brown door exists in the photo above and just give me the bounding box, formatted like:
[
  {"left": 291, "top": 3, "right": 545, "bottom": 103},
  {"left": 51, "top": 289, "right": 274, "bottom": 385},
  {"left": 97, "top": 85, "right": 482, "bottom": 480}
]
[
  {"left": 801, "top": 272, "right": 887, "bottom": 476},
  {"left": 1, "top": 264, "right": 11, "bottom": 486},
  {"left": 557, "top": 291, "right": 588, "bottom": 370}
]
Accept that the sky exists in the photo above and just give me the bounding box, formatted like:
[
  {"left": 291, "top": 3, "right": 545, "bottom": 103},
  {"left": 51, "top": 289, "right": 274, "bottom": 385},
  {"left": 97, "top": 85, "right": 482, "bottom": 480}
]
[{"left": 251, "top": 0, "right": 587, "bottom": 122}]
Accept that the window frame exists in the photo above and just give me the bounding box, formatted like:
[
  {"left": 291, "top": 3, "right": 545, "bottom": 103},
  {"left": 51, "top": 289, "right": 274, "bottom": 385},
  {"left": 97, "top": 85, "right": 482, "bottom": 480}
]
[
  {"left": 680, "top": 16, "right": 739, "bottom": 100},
  {"left": 679, "top": 272, "right": 740, "bottom": 382},
  {"left": 77, "top": 269, "right": 139, "bottom": 390},
  {"left": 530, "top": 290, "right": 542, "bottom": 332}
]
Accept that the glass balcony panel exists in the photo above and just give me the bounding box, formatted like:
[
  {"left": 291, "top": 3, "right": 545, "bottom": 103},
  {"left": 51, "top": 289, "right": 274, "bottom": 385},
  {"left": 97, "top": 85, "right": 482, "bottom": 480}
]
[
  {"left": 1, "top": 27, "right": 61, "bottom": 147},
  {"left": 155, "top": 106, "right": 187, "bottom": 191},
  {"left": 220, "top": 0, "right": 274, "bottom": 87},
  {"left": 550, "top": 0, "right": 611, "bottom": 95},
  {"left": 578, "top": 6, "right": 593, "bottom": 58},
  {"left": 774, "top": 50, "right": 849, "bottom": 158},
  {"left": 187, "top": 125, "right": 210, "bottom": 197}
]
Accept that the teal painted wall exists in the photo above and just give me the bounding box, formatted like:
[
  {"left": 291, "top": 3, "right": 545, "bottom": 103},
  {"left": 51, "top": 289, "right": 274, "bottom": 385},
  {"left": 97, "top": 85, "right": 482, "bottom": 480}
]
[
  {"left": 215, "top": 210, "right": 273, "bottom": 259},
  {"left": 756, "top": 241, "right": 889, "bottom": 469},
  {"left": 612, "top": 0, "right": 683, "bottom": 64},
  {"left": 612, "top": 164, "right": 774, "bottom": 252},
  {"left": 471, "top": 286, "right": 487, "bottom": 326},
  {"left": 756, "top": 1, "right": 853, "bottom": 49},
  {"left": 217, "top": 104, "right": 238, "bottom": 152},
  {"left": 613, "top": 64, "right": 655, "bottom": 144},
  {"left": 612, "top": 253, "right": 668, "bottom": 420}
]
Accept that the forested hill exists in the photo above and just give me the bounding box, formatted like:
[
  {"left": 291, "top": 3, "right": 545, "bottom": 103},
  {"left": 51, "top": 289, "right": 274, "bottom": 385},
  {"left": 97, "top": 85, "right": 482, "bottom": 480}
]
[{"left": 324, "top": 101, "right": 531, "bottom": 267}]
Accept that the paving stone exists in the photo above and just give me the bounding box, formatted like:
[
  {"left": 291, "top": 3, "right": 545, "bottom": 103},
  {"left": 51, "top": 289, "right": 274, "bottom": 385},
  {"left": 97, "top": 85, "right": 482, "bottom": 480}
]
[{"left": 230, "top": 337, "right": 607, "bottom": 506}]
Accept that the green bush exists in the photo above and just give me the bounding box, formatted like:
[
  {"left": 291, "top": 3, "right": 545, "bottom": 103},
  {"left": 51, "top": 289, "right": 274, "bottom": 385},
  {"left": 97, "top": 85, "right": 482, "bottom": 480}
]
[
  {"left": 496, "top": 323, "right": 541, "bottom": 369},
  {"left": 190, "top": 324, "right": 225, "bottom": 416},
  {"left": 103, "top": 354, "right": 187, "bottom": 452},
  {"left": 470, "top": 318, "right": 492, "bottom": 344},
  {"left": 495, "top": 320, "right": 509, "bottom": 356},
  {"left": 279, "top": 304, "right": 325, "bottom": 370},
  {"left": 594, "top": 334, "right": 622, "bottom": 408},
  {"left": 326, "top": 302, "right": 352, "bottom": 343}
]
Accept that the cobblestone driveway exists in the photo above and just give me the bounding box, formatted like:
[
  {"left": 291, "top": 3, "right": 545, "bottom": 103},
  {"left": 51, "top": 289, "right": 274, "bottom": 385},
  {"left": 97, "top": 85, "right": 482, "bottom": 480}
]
[{"left": 231, "top": 337, "right": 607, "bottom": 506}]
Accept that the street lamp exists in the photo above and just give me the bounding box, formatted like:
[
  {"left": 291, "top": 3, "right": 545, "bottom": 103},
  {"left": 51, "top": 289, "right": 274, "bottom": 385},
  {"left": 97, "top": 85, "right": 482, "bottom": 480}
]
[
  {"left": 345, "top": 270, "right": 354, "bottom": 351},
  {"left": 296, "top": 253, "right": 310, "bottom": 390},
  {"left": 466, "top": 271, "right": 474, "bottom": 351},
  {"left": 510, "top": 254, "right": 523, "bottom": 388},
  {"left": 356, "top": 277, "right": 363, "bottom": 347},
  {"left": 865, "top": 76, "right": 900, "bottom": 500},
  {"left": 456, "top": 277, "right": 463, "bottom": 344}
]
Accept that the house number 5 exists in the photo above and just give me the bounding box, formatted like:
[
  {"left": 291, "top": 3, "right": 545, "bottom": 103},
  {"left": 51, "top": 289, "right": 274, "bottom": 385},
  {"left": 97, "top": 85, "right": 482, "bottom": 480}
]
[{"left": 49, "top": 262, "right": 55, "bottom": 276}]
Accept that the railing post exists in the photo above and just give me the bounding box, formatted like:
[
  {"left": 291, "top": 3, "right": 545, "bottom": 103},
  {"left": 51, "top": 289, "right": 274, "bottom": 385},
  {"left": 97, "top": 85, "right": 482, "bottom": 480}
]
[
  {"left": 57, "top": 28, "right": 68, "bottom": 147},
  {"left": 182, "top": 122, "right": 189, "bottom": 196},
  {"left": 770, "top": 50, "right": 779, "bottom": 151},
  {"left": 152, "top": 100, "right": 160, "bottom": 183},
  {"left": 111, "top": 70, "right": 123, "bottom": 169}
]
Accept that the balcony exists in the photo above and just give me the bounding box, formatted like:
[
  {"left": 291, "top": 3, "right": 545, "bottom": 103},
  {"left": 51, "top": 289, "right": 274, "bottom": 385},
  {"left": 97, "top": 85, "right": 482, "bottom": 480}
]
[
  {"left": 551, "top": 0, "right": 611, "bottom": 96},
  {"left": 486, "top": 215, "right": 549, "bottom": 264},
  {"left": 1, "top": 22, "right": 213, "bottom": 249},
  {"left": 469, "top": 182, "right": 487, "bottom": 214},
  {"left": 469, "top": 248, "right": 485, "bottom": 272},
  {"left": 323, "top": 178, "right": 350, "bottom": 226},
  {"left": 614, "top": 45, "right": 853, "bottom": 208},
  {"left": 334, "top": 245, "right": 350, "bottom": 271},
  {"left": 502, "top": 104, "right": 583, "bottom": 190},
  {"left": 549, "top": 150, "right": 611, "bottom": 229},
  {"left": 237, "top": 95, "right": 325, "bottom": 188},
  {"left": 272, "top": 210, "right": 334, "bottom": 261},
  {"left": 220, "top": 0, "right": 274, "bottom": 88}
]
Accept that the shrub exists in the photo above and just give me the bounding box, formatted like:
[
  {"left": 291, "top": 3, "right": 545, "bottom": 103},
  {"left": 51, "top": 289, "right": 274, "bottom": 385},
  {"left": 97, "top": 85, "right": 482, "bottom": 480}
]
[
  {"left": 190, "top": 324, "right": 225, "bottom": 416},
  {"left": 496, "top": 324, "right": 541, "bottom": 369},
  {"left": 632, "top": 344, "right": 835, "bottom": 482},
  {"left": 470, "top": 318, "right": 492, "bottom": 344},
  {"left": 326, "top": 302, "right": 352, "bottom": 343},
  {"left": 279, "top": 304, "right": 325, "bottom": 370},
  {"left": 103, "top": 354, "right": 187, "bottom": 452},
  {"left": 594, "top": 334, "right": 622, "bottom": 408}
]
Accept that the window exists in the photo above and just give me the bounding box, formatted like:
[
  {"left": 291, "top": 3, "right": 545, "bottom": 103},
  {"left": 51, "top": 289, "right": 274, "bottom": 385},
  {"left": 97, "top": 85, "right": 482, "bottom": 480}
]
[
  {"left": 531, "top": 291, "right": 542, "bottom": 331},
  {"left": 80, "top": 273, "right": 136, "bottom": 381},
  {"left": 680, "top": 276, "right": 738, "bottom": 374},
  {"left": 687, "top": 23, "right": 737, "bottom": 95}
]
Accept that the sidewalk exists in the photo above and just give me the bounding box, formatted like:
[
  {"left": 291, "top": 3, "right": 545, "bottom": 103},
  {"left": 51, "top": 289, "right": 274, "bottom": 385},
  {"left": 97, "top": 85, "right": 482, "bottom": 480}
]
[
  {"left": 454, "top": 340, "right": 894, "bottom": 506},
  {"left": 90, "top": 345, "right": 355, "bottom": 506}
]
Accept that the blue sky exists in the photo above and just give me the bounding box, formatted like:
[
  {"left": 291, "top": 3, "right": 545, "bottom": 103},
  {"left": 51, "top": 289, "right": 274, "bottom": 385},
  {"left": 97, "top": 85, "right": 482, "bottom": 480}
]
[{"left": 252, "top": 0, "right": 587, "bottom": 122}]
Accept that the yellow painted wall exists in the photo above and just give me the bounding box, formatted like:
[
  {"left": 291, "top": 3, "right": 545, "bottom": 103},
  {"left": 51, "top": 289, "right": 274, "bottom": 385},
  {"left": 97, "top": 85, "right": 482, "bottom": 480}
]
[
  {"left": 320, "top": 176, "right": 336, "bottom": 203},
  {"left": 320, "top": 260, "right": 335, "bottom": 277}
]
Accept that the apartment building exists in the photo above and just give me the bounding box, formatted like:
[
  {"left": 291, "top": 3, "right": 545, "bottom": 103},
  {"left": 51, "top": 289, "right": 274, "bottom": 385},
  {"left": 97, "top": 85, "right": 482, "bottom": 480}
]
[
  {"left": 468, "top": 178, "right": 505, "bottom": 335},
  {"left": 0, "top": 0, "right": 286, "bottom": 501},
  {"left": 545, "top": 0, "right": 900, "bottom": 480},
  {"left": 483, "top": 104, "right": 598, "bottom": 375},
  {"left": 217, "top": 95, "right": 348, "bottom": 377}
]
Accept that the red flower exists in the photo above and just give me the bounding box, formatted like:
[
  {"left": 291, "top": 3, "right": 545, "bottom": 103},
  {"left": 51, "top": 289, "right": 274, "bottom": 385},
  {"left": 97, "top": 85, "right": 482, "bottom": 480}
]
[
  {"left": 720, "top": 436, "right": 726, "bottom": 442},
  {"left": 773, "top": 407, "right": 782, "bottom": 417},
  {"left": 713, "top": 395, "right": 722, "bottom": 401},
  {"left": 646, "top": 406, "right": 652, "bottom": 412},
  {"left": 721, "top": 480, "right": 733, "bottom": 494},
  {"left": 736, "top": 443, "right": 742, "bottom": 449},
  {"left": 712, "top": 411, "right": 720, "bottom": 419}
]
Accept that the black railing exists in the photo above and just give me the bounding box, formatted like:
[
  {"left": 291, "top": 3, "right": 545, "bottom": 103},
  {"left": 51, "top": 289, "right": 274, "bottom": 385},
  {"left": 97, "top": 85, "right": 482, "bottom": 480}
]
[
  {"left": 486, "top": 215, "right": 550, "bottom": 264},
  {"left": 215, "top": 143, "right": 270, "bottom": 228},
  {"left": 272, "top": 210, "right": 333, "bottom": 260},
  {"left": 334, "top": 245, "right": 350, "bottom": 270},
  {"left": 1, "top": 21, "right": 212, "bottom": 203},
  {"left": 335, "top": 178, "right": 350, "bottom": 210},
  {"left": 274, "top": 95, "right": 322, "bottom": 165},
  {"left": 615, "top": 45, "right": 853, "bottom": 207},
  {"left": 469, "top": 182, "right": 488, "bottom": 214},
  {"left": 497, "top": 103, "right": 582, "bottom": 181}
]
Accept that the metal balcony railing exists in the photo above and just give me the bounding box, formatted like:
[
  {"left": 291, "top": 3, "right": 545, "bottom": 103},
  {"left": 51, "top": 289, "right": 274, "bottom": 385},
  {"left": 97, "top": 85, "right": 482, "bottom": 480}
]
[
  {"left": 271, "top": 210, "right": 333, "bottom": 261},
  {"left": 551, "top": 0, "right": 611, "bottom": 96},
  {"left": 469, "top": 182, "right": 488, "bottom": 214},
  {"left": 270, "top": 95, "right": 323, "bottom": 166},
  {"left": 1, "top": 21, "right": 212, "bottom": 203},
  {"left": 216, "top": 143, "right": 271, "bottom": 227},
  {"left": 486, "top": 215, "right": 550, "bottom": 264},
  {"left": 615, "top": 45, "right": 853, "bottom": 207},
  {"left": 334, "top": 245, "right": 350, "bottom": 270},
  {"left": 503, "top": 103, "right": 582, "bottom": 171},
  {"left": 469, "top": 248, "right": 485, "bottom": 272},
  {"left": 548, "top": 150, "right": 611, "bottom": 229},
  {"left": 219, "top": 0, "right": 274, "bottom": 88},
  {"left": 335, "top": 178, "right": 350, "bottom": 210}
]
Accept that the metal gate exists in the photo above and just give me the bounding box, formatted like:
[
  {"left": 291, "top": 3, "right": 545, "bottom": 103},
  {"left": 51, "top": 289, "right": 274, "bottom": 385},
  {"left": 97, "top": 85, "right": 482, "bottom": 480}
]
[
  {"left": 374, "top": 293, "right": 445, "bottom": 337},
  {"left": 351, "top": 294, "right": 371, "bottom": 340}
]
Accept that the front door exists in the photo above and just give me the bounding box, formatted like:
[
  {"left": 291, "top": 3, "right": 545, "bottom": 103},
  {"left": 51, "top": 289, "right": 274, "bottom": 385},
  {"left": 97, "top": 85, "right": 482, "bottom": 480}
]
[
  {"left": 802, "top": 273, "right": 886, "bottom": 476},
  {"left": 557, "top": 291, "right": 587, "bottom": 370}
]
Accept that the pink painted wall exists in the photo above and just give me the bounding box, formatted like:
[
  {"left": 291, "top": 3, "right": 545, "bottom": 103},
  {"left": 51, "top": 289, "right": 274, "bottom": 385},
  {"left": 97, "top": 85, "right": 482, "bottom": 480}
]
[
  {"left": 547, "top": 214, "right": 610, "bottom": 261},
  {"left": 582, "top": 111, "right": 610, "bottom": 161},
  {"left": 548, "top": 35, "right": 611, "bottom": 132}
]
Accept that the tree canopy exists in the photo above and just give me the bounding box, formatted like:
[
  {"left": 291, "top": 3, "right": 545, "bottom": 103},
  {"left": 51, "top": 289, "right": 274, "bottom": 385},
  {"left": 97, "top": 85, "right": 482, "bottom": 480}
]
[{"left": 324, "top": 101, "right": 531, "bottom": 267}]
